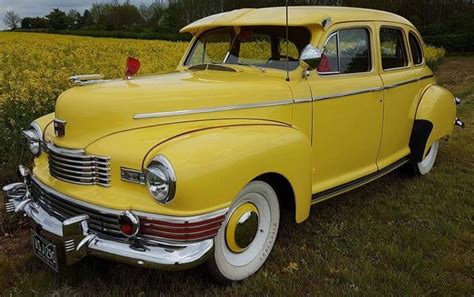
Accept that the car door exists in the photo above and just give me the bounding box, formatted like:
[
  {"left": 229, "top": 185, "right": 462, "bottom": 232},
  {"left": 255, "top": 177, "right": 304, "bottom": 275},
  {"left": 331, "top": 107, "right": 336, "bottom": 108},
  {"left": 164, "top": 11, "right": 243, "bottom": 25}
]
[
  {"left": 308, "top": 23, "right": 384, "bottom": 196},
  {"left": 376, "top": 24, "right": 421, "bottom": 169}
]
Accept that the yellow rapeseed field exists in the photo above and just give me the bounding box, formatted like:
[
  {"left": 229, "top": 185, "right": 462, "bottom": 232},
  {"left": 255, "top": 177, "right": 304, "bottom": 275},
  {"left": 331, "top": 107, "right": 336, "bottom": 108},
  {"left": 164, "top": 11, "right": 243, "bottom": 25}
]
[{"left": 0, "top": 32, "right": 188, "bottom": 106}]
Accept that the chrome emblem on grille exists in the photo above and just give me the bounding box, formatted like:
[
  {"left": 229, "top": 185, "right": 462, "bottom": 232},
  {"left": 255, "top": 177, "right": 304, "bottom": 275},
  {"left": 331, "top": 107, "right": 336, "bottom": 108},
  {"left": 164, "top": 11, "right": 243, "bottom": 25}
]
[{"left": 53, "top": 119, "right": 66, "bottom": 137}]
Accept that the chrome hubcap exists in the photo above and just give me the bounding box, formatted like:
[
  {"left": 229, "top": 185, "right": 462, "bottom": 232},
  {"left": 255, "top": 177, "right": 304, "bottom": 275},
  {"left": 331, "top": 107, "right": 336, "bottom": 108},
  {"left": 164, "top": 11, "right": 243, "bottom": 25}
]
[{"left": 225, "top": 203, "right": 259, "bottom": 253}]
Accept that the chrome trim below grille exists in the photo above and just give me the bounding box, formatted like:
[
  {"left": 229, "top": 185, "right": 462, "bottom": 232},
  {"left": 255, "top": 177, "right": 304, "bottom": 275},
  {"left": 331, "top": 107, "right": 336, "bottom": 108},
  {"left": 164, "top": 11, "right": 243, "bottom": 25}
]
[
  {"left": 46, "top": 143, "right": 111, "bottom": 187},
  {"left": 31, "top": 178, "right": 124, "bottom": 240},
  {"left": 30, "top": 177, "right": 229, "bottom": 244}
]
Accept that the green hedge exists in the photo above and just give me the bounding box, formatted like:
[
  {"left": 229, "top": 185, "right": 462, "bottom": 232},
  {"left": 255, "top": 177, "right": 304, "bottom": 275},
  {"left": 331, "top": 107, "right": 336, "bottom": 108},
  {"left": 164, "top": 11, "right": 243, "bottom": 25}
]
[
  {"left": 424, "top": 33, "right": 474, "bottom": 53},
  {"left": 13, "top": 29, "right": 192, "bottom": 42}
]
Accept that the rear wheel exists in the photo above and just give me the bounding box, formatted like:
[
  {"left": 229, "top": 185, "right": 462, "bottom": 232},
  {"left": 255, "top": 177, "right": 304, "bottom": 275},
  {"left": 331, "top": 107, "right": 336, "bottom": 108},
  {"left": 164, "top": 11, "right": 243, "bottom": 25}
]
[
  {"left": 408, "top": 140, "right": 440, "bottom": 176},
  {"left": 208, "top": 180, "right": 280, "bottom": 283}
]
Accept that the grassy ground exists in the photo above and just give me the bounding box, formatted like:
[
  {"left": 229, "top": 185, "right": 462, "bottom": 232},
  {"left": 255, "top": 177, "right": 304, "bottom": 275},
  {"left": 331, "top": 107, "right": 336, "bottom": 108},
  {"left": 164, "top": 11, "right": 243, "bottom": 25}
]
[{"left": 0, "top": 57, "right": 473, "bottom": 296}]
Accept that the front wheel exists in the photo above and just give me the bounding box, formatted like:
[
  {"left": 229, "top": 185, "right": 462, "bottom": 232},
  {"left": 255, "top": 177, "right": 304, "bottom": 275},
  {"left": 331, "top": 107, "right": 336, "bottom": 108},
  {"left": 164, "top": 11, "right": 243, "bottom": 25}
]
[{"left": 208, "top": 180, "right": 280, "bottom": 283}]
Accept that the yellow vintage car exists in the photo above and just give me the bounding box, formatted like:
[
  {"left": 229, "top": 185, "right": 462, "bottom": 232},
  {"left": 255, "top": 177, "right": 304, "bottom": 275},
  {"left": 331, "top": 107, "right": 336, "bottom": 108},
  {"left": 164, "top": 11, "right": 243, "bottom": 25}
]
[{"left": 3, "top": 6, "right": 464, "bottom": 282}]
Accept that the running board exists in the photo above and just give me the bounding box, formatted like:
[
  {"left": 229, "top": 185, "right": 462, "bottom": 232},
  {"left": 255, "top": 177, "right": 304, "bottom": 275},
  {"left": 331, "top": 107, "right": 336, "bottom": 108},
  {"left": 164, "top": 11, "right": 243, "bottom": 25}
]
[{"left": 311, "top": 156, "right": 410, "bottom": 205}]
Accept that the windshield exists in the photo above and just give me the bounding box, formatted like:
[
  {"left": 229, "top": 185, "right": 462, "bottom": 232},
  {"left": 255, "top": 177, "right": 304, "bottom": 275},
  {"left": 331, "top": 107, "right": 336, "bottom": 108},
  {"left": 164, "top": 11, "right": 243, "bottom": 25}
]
[{"left": 185, "top": 26, "right": 311, "bottom": 71}]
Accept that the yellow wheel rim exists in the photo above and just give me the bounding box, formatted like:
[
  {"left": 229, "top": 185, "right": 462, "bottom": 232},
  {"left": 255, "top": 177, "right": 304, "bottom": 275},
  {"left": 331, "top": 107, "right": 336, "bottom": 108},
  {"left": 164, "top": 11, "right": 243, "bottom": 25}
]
[{"left": 225, "top": 202, "right": 259, "bottom": 253}]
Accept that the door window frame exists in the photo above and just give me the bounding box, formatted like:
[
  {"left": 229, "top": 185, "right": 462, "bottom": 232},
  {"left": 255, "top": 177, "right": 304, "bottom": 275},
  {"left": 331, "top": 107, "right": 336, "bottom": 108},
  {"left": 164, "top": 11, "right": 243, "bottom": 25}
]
[
  {"left": 408, "top": 31, "right": 425, "bottom": 67},
  {"left": 379, "top": 25, "right": 411, "bottom": 72},
  {"left": 318, "top": 25, "right": 374, "bottom": 77}
]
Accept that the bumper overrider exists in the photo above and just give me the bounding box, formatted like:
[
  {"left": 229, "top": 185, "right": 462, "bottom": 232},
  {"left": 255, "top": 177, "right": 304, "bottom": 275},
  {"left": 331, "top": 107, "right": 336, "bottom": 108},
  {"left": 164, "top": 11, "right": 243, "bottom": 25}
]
[{"left": 3, "top": 168, "right": 228, "bottom": 272}]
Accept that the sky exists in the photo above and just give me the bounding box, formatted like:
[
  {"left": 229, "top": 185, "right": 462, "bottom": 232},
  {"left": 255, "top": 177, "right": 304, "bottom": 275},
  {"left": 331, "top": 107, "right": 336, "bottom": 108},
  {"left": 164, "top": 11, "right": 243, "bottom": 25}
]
[{"left": 0, "top": 0, "right": 158, "bottom": 30}]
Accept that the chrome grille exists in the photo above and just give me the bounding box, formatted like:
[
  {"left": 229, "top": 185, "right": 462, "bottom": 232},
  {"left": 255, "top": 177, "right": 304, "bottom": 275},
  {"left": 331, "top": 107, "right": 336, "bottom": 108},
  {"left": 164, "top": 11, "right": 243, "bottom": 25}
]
[
  {"left": 46, "top": 143, "right": 111, "bottom": 187},
  {"left": 31, "top": 179, "right": 124, "bottom": 240}
]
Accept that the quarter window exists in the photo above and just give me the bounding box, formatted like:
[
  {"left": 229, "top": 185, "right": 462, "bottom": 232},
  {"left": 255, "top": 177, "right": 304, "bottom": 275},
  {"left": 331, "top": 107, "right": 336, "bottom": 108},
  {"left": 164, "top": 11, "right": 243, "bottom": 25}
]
[
  {"left": 380, "top": 28, "right": 408, "bottom": 70},
  {"left": 409, "top": 32, "right": 423, "bottom": 65},
  {"left": 318, "top": 28, "right": 371, "bottom": 74}
]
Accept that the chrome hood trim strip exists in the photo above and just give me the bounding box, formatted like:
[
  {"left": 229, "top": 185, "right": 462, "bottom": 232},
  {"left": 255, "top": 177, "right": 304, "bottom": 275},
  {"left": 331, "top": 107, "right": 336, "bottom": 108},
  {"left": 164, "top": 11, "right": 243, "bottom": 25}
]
[{"left": 134, "top": 99, "right": 293, "bottom": 120}]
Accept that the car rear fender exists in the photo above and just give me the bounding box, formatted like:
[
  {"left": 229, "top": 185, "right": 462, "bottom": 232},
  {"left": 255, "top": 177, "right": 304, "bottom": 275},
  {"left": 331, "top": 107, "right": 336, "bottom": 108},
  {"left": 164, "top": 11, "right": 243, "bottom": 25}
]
[{"left": 410, "top": 85, "right": 456, "bottom": 161}]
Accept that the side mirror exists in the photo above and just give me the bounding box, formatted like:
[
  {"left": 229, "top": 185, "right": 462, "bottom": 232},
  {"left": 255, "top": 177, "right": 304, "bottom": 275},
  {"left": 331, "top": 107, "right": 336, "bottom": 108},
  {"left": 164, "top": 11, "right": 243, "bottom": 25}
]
[{"left": 300, "top": 45, "right": 322, "bottom": 70}]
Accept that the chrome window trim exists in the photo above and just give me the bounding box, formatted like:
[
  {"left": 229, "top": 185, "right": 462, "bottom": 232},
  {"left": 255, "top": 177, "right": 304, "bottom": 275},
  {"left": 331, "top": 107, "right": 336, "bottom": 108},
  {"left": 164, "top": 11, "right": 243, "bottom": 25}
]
[{"left": 134, "top": 99, "right": 293, "bottom": 120}]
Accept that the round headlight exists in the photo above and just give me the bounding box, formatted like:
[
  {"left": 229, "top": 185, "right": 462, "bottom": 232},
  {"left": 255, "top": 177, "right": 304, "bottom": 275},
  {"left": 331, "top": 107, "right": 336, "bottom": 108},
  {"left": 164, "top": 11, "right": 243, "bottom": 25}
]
[
  {"left": 145, "top": 156, "right": 176, "bottom": 204},
  {"left": 22, "top": 122, "right": 42, "bottom": 156}
]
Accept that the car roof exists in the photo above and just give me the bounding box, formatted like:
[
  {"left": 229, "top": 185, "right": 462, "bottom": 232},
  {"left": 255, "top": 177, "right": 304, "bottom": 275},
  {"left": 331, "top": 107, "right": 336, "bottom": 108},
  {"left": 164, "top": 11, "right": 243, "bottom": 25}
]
[{"left": 180, "top": 6, "right": 414, "bottom": 34}]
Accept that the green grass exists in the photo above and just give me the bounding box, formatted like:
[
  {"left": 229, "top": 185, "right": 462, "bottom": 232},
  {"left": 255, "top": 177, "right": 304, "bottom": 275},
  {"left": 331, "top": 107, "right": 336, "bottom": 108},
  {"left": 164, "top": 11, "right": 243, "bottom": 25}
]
[{"left": 1, "top": 57, "right": 473, "bottom": 296}]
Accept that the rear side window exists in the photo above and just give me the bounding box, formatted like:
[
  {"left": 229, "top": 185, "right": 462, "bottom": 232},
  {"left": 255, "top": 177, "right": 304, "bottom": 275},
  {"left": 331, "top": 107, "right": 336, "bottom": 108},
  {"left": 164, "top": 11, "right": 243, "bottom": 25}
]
[
  {"left": 409, "top": 33, "right": 423, "bottom": 65},
  {"left": 318, "top": 28, "right": 371, "bottom": 74},
  {"left": 380, "top": 28, "right": 408, "bottom": 70}
]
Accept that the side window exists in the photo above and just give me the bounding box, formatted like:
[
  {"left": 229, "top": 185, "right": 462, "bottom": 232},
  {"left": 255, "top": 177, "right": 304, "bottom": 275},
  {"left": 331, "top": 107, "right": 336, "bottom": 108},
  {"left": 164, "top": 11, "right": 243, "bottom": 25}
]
[
  {"left": 380, "top": 28, "right": 408, "bottom": 70},
  {"left": 409, "top": 32, "right": 423, "bottom": 65},
  {"left": 318, "top": 28, "right": 371, "bottom": 74}
]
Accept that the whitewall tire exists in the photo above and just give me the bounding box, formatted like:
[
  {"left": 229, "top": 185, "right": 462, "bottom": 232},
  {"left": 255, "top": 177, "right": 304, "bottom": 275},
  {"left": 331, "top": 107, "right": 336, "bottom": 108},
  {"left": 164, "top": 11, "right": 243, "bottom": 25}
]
[
  {"left": 208, "top": 180, "right": 280, "bottom": 283},
  {"left": 414, "top": 140, "right": 440, "bottom": 175}
]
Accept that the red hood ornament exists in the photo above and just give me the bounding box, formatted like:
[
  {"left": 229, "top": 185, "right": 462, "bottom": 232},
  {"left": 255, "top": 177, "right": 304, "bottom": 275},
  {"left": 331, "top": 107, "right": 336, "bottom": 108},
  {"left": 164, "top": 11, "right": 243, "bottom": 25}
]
[{"left": 125, "top": 57, "right": 140, "bottom": 79}]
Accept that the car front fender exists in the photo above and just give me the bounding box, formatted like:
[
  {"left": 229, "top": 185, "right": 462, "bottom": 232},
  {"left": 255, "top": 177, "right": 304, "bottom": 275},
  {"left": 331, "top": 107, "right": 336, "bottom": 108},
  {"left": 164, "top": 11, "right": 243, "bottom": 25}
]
[{"left": 144, "top": 124, "right": 313, "bottom": 223}]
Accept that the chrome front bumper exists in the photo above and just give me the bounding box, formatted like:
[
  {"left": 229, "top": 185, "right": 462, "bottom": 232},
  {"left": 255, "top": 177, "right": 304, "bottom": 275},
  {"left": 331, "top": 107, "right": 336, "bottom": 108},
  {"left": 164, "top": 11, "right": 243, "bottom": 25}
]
[{"left": 3, "top": 179, "right": 214, "bottom": 271}]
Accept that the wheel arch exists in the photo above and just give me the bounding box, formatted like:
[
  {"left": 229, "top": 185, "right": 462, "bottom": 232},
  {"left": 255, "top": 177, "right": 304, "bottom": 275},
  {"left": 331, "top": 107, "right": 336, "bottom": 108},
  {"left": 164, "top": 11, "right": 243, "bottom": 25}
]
[
  {"left": 254, "top": 172, "right": 296, "bottom": 220},
  {"left": 410, "top": 85, "right": 456, "bottom": 160}
]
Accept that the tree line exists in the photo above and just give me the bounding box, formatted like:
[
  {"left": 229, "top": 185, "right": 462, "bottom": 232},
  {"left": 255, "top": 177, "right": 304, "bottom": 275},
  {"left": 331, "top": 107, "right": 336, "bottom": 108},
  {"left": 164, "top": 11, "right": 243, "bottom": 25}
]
[{"left": 3, "top": 0, "right": 473, "bottom": 37}]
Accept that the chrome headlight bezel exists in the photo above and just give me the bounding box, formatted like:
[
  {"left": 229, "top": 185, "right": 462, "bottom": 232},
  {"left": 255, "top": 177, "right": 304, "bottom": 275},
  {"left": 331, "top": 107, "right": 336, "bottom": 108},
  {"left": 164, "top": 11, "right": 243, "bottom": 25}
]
[
  {"left": 144, "top": 155, "right": 176, "bottom": 204},
  {"left": 22, "top": 122, "right": 43, "bottom": 157}
]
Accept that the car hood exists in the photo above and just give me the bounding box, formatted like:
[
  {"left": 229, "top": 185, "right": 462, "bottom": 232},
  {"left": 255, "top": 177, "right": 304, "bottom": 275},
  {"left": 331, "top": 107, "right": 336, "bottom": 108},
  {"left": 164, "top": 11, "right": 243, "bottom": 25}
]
[{"left": 49, "top": 70, "right": 293, "bottom": 149}]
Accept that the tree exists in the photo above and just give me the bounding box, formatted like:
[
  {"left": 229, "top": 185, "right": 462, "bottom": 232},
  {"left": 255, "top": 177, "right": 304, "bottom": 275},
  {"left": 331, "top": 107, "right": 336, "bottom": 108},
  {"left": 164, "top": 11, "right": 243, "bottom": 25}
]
[
  {"left": 3, "top": 10, "right": 21, "bottom": 30},
  {"left": 79, "top": 10, "right": 95, "bottom": 28},
  {"left": 66, "top": 9, "right": 81, "bottom": 29},
  {"left": 30, "top": 17, "right": 49, "bottom": 29},
  {"left": 21, "top": 17, "right": 33, "bottom": 29},
  {"left": 46, "top": 8, "right": 70, "bottom": 30}
]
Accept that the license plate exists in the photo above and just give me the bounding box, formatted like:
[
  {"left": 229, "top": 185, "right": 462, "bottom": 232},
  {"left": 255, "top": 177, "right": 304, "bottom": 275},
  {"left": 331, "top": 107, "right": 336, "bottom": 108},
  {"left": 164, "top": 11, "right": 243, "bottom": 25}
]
[{"left": 31, "top": 230, "right": 59, "bottom": 272}]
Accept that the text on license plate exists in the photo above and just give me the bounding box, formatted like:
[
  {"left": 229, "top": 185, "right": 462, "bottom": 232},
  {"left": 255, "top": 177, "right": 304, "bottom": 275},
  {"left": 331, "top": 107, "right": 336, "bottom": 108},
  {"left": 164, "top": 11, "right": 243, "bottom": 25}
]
[{"left": 31, "top": 230, "right": 59, "bottom": 272}]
